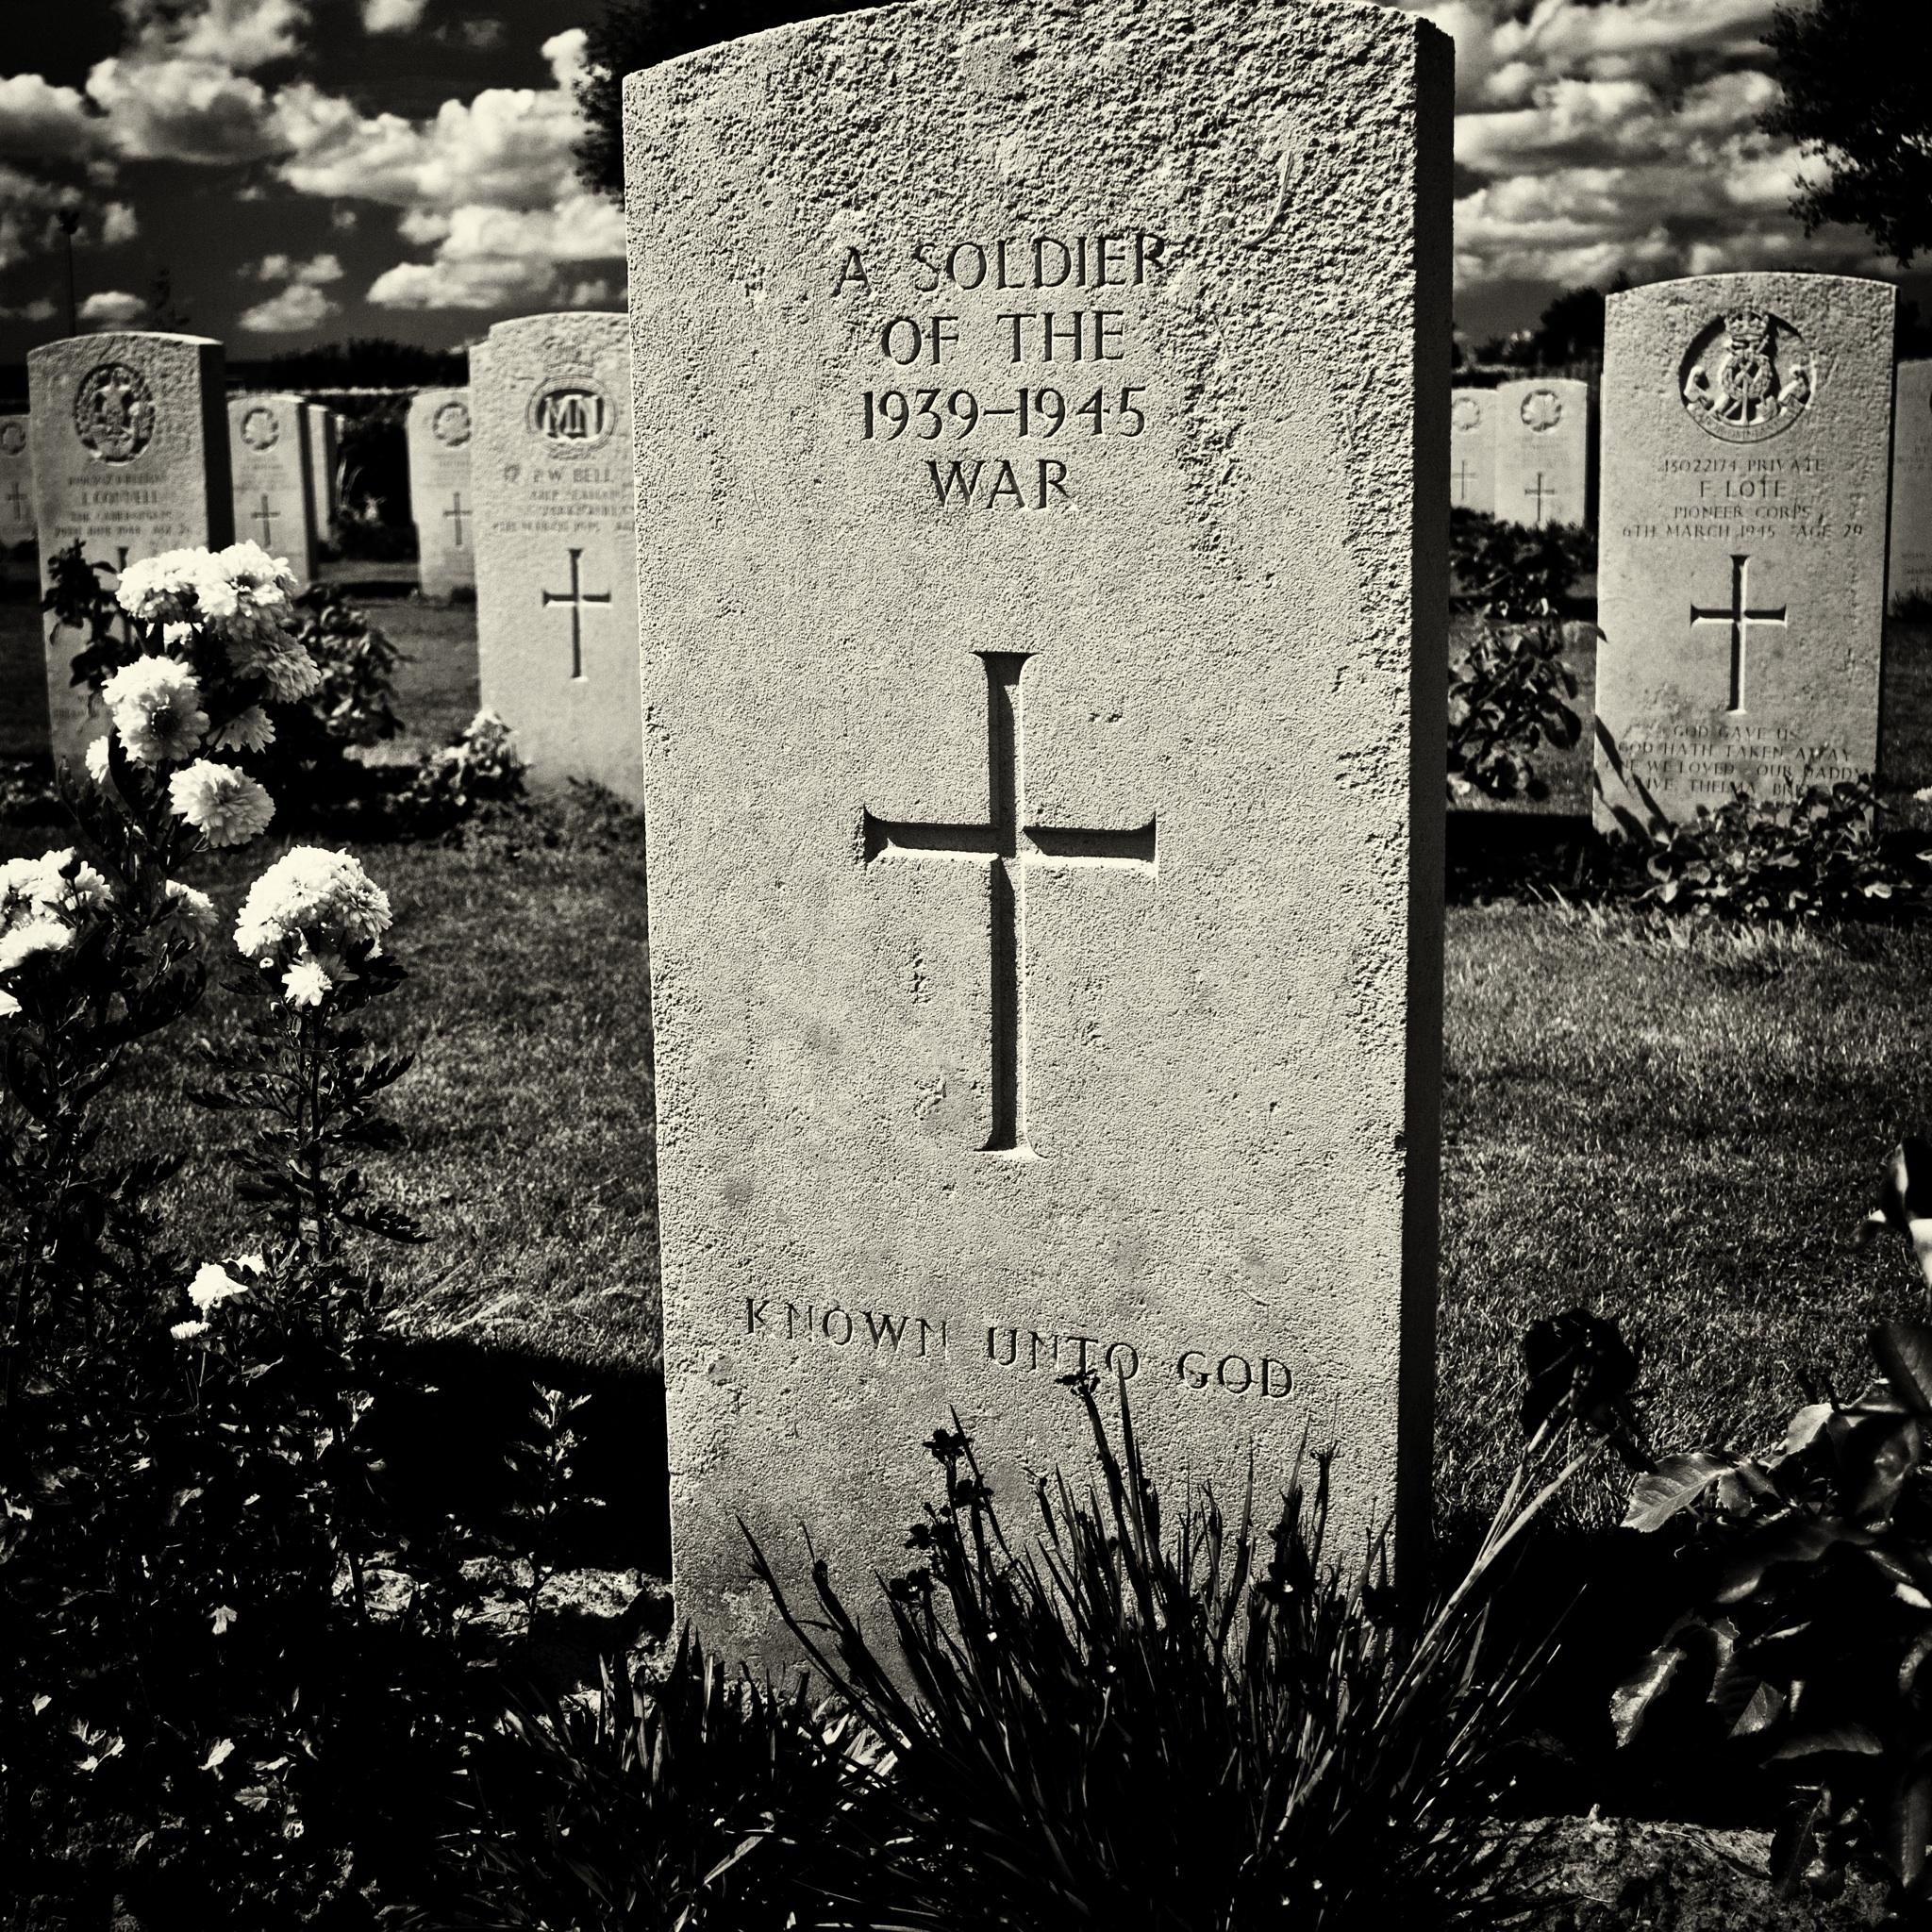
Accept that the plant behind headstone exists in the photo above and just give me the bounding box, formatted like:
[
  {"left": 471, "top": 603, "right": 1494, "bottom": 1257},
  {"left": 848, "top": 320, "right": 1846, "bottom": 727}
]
[{"left": 1447, "top": 509, "right": 1590, "bottom": 805}]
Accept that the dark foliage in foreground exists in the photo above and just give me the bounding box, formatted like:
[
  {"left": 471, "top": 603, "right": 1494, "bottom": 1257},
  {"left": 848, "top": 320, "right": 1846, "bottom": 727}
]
[{"left": 1616, "top": 1140, "right": 1932, "bottom": 1916}]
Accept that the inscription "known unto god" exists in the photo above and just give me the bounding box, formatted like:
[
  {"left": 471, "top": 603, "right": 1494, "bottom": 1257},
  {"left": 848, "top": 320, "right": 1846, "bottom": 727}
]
[{"left": 742, "top": 1296, "right": 1293, "bottom": 1401}]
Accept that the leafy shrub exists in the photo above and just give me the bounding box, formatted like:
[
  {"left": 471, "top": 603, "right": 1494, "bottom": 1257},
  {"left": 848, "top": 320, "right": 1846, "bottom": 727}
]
[
  {"left": 286, "top": 580, "right": 407, "bottom": 754},
  {"left": 1447, "top": 510, "right": 1591, "bottom": 804},
  {"left": 443, "top": 1633, "right": 895, "bottom": 1929},
  {"left": 401, "top": 708, "right": 527, "bottom": 833},
  {"left": 742, "top": 1351, "right": 1632, "bottom": 1930},
  {"left": 1611, "top": 778, "right": 1925, "bottom": 924},
  {"left": 1613, "top": 1139, "right": 1932, "bottom": 1912}
]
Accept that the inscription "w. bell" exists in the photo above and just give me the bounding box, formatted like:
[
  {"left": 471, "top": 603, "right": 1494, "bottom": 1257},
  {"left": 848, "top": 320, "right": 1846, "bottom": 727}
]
[{"left": 528, "top": 385, "right": 611, "bottom": 446}]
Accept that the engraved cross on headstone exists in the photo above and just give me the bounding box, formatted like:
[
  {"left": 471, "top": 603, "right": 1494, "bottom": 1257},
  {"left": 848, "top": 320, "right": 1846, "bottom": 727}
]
[
  {"left": 250, "top": 493, "right": 278, "bottom": 544},
  {"left": 1691, "top": 552, "right": 1787, "bottom": 714},
  {"left": 443, "top": 491, "right": 468, "bottom": 547},
  {"left": 1452, "top": 458, "right": 1476, "bottom": 505},
  {"left": 541, "top": 546, "right": 612, "bottom": 680},
  {"left": 862, "top": 651, "right": 1156, "bottom": 1159},
  {"left": 5, "top": 480, "right": 26, "bottom": 519},
  {"left": 1524, "top": 471, "right": 1553, "bottom": 525}
]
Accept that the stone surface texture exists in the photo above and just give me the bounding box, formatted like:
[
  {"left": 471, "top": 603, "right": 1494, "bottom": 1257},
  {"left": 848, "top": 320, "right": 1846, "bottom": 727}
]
[
  {"left": 1492, "top": 375, "right": 1590, "bottom": 528},
  {"left": 473, "top": 313, "right": 643, "bottom": 801},
  {"left": 29, "top": 333, "right": 231, "bottom": 767},
  {"left": 1890, "top": 359, "right": 1932, "bottom": 607},
  {"left": 229, "top": 392, "right": 316, "bottom": 586},
  {"left": 304, "top": 402, "right": 340, "bottom": 538},
  {"left": 625, "top": 0, "right": 1450, "bottom": 1666},
  {"left": 1594, "top": 274, "right": 1892, "bottom": 831},
  {"left": 408, "top": 387, "right": 475, "bottom": 598},
  {"left": 1449, "top": 386, "right": 1496, "bottom": 514},
  {"left": 0, "top": 414, "right": 32, "bottom": 546}
]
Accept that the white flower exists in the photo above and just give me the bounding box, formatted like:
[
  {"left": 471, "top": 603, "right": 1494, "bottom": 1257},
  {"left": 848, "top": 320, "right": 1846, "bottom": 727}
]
[
  {"left": 188, "top": 1262, "right": 252, "bottom": 1313},
  {"left": 170, "top": 1319, "right": 210, "bottom": 1342},
  {"left": 168, "top": 762, "right": 275, "bottom": 848},
  {"left": 256, "top": 643, "right": 322, "bottom": 704},
  {"left": 0, "top": 919, "right": 72, "bottom": 974},
  {"left": 85, "top": 737, "right": 111, "bottom": 785},
  {"left": 154, "top": 881, "right": 217, "bottom": 947},
  {"left": 216, "top": 541, "right": 297, "bottom": 599},
  {"left": 100, "top": 656, "right": 208, "bottom": 767},
  {"left": 235, "top": 847, "right": 391, "bottom": 974},
  {"left": 213, "top": 706, "right": 275, "bottom": 754},
  {"left": 281, "top": 958, "right": 332, "bottom": 1008},
  {"left": 0, "top": 990, "right": 19, "bottom": 1020},
  {"left": 235, "top": 1252, "right": 266, "bottom": 1276}
]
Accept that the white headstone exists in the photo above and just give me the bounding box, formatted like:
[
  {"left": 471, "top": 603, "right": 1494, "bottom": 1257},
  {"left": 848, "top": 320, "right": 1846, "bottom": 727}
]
[
  {"left": 28, "top": 333, "right": 232, "bottom": 766},
  {"left": 229, "top": 392, "right": 316, "bottom": 584},
  {"left": 304, "top": 401, "right": 340, "bottom": 541},
  {"left": 0, "top": 415, "right": 33, "bottom": 547},
  {"left": 625, "top": 0, "right": 1451, "bottom": 1664},
  {"left": 473, "top": 314, "right": 642, "bottom": 801},
  {"left": 408, "top": 388, "right": 475, "bottom": 599},
  {"left": 1492, "top": 376, "right": 1590, "bottom": 529},
  {"left": 1594, "top": 275, "right": 1893, "bottom": 830},
  {"left": 1890, "top": 359, "right": 1932, "bottom": 608},
  {"left": 1450, "top": 387, "right": 1496, "bottom": 515}
]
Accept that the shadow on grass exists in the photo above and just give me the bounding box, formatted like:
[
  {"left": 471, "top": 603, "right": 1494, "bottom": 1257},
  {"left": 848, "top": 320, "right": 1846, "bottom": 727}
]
[{"left": 377, "top": 1335, "right": 671, "bottom": 1574}]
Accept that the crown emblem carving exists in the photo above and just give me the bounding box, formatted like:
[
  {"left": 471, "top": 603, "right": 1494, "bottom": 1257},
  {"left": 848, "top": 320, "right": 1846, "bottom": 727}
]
[{"left": 1682, "top": 305, "right": 1814, "bottom": 444}]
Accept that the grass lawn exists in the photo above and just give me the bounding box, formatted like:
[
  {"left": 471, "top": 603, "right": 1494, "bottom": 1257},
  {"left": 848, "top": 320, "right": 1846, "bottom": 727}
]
[{"left": 8, "top": 591, "right": 1932, "bottom": 1543}]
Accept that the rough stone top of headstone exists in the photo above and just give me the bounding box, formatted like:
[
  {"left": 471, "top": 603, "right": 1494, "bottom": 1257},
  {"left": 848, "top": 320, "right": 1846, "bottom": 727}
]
[{"left": 27, "top": 332, "right": 226, "bottom": 473}]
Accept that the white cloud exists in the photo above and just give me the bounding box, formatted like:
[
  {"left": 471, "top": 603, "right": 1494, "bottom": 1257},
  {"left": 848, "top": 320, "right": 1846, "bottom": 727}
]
[
  {"left": 119, "top": 0, "right": 309, "bottom": 73},
  {"left": 0, "top": 75, "right": 95, "bottom": 159},
  {"left": 362, "top": 0, "right": 429, "bottom": 30},
  {"left": 254, "top": 250, "right": 342, "bottom": 284},
  {"left": 79, "top": 289, "right": 145, "bottom": 325},
  {"left": 101, "top": 201, "right": 139, "bottom": 244},
  {"left": 1396, "top": 0, "right": 1882, "bottom": 297},
  {"left": 562, "top": 275, "right": 620, "bottom": 308},
  {"left": 0, "top": 296, "right": 58, "bottom": 321},
  {"left": 330, "top": 205, "right": 358, "bottom": 231},
  {"left": 238, "top": 281, "right": 340, "bottom": 332}
]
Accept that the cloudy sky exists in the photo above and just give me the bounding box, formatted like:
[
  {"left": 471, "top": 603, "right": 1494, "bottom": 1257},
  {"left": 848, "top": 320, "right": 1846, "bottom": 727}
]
[{"left": 0, "top": 0, "right": 1907, "bottom": 366}]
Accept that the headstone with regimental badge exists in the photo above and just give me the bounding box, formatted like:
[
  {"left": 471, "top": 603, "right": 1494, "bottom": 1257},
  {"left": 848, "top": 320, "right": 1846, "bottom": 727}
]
[
  {"left": 1889, "top": 359, "right": 1932, "bottom": 609},
  {"left": 1594, "top": 274, "right": 1893, "bottom": 831},
  {"left": 625, "top": 0, "right": 1451, "bottom": 1666},
  {"left": 304, "top": 402, "right": 340, "bottom": 542},
  {"left": 407, "top": 387, "right": 475, "bottom": 599},
  {"left": 472, "top": 314, "right": 642, "bottom": 801},
  {"left": 0, "top": 415, "right": 33, "bottom": 548},
  {"left": 1492, "top": 376, "right": 1590, "bottom": 529},
  {"left": 1449, "top": 387, "right": 1495, "bottom": 515},
  {"left": 27, "top": 333, "right": 232, "bottom": 767},
  {"left": 228, "top": 393, "right": 316, "bottom": 585}
]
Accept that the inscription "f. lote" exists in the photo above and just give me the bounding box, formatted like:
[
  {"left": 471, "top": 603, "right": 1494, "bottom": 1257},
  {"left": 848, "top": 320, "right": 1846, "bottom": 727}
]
[{"left": 862, "top": 651, "right": 1156, "bottom": 1159}]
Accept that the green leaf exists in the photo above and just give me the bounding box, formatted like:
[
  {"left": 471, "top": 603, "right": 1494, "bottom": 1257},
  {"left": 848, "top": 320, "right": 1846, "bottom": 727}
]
[
  {"left": 1624, "top": 1452, "right": 1733, "bottom": 1532},
  {"left": 1611, "top": 1632, "right": 1692, "bottom": 1747},
  {"left": 1875, "top": 1323, "right": 1932, "bottom": 1416},
  {"left": 1772, "top": 1724, "right": 1884, "bottom": 1760}
]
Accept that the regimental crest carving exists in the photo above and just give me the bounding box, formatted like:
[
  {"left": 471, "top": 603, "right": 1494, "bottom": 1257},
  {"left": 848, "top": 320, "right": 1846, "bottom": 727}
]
[
  {"left": 1451, "top": 395, "right": 1482, "bottom": 433},
  {"left": 431, "top": 399, "right": 472, "bottom": 447},
  {"left": 0, "top": 420, "right": 25, "bottom": 458},
  {"left": 1521, "top": 387, "right": 1563, "bottom": 432},
  {"left": 527, "top": 382, "right": 614, "bottom": 449},
  {"left": 73, "top": 362, "right": 155, "bottom": 465},
  {"left": 239, "top": 405, "right": 280, "bottom": 451},
  {"left": 1681, "top": 308, "right": 1814, "bottom": 443}
]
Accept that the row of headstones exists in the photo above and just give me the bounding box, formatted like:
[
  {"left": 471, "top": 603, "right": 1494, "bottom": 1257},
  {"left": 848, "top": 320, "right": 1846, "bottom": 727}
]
[
  {"left": 1448, "top": 376, "right": 1592, "bottom": 526},
  {"left": 12, "top": 329, "right": 642, "bottom": 803},
  {"left": 4, "top": 0, "right": 1920, "bottom": 1675}
]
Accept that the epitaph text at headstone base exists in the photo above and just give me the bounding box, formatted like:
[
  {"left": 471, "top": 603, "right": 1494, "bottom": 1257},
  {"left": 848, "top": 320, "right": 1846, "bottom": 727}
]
[
  {"left": 0, "top": 415, "right": 33, "bottom": 547},
  {"left": 1449, "top": 387, "right": 1496, "bottom": 515},
  {"left": 304, "top": 402, "right": 340, "bottom": 538},
  {"left": 625, "top": 0, "right": 1451, "bottom": 1669},
  {"left": 1890, "top": 360, "right": 1932, "bottom": 608},
  {"left": 1492, "top": 376, "right": 1590, "bottom": 529},
  {"left": 1594, "top": 275, "right": 1892, "bottom": 832},
  {"left": 28, "top": 333, "right": 232, "bottom": 767},
  {"left": 408, "top": 388, "right": 475, "bottom": 598},
  {"left": 229, "top": 393, "right": 316, "bottom": 585},
  {"left": 473, "top": 314, "right": 642, "bottom": 802}
]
